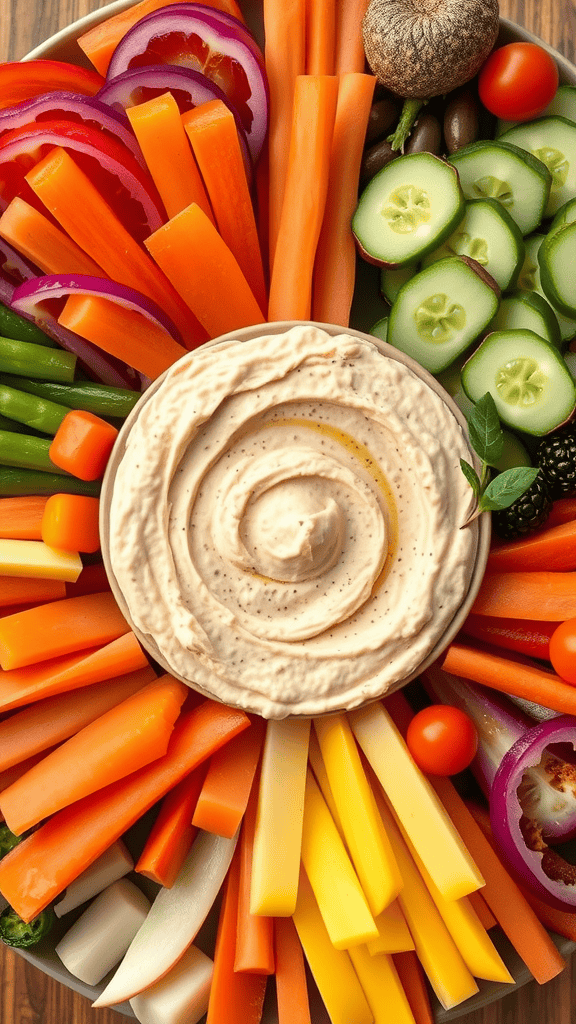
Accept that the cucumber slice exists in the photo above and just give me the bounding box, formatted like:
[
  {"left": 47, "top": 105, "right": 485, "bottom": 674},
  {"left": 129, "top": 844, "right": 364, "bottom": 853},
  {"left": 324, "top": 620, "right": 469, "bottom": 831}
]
[
  {"left": 501, "top": 117, "right": 576, "bottom": 217},
  {"left": 435, "top": 359, "right": 475, "bottom": 418},
  {"left": 352, "top": 152, "right": 465, "bottom": 267},
  {"left": 517, "top": 233, "right": 576, "bottom": 343},
  {"left": 387, "top": 255, "right": 499, "bottom": 374},
  {"left": 370, "top": 316, "right": 389, "bottom": 343},
  {"left": 380, "top": 264, "right": 417, "bottom": 305},
  {"left": 489, "top": 291, "right": 561, "bottom": 349},
  {"left": 539, "top": 221, "right": 576, "bottom": 317},
  {"left": 549, "top": 196, "right": 576, "bottom": 235},
  {"left": 448, "top": 140, "right": 551, "bottom": 236},
  {"left": 496, "top": 85, "right": 576, "bottom": 136},
  {"left": 461, "top": 329, "right": 576, "bottom": 435},
  {"left": 494, "top": 430, "right": 532, "bottom": 472},
  {"left": 421, "top": 198, "right": 524, "bottom": 291}
]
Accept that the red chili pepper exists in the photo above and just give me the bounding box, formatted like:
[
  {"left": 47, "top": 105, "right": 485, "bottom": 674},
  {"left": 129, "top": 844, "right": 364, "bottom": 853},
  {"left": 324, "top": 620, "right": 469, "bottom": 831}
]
[{"left": 461, "top": 614, "right": 559, "bottom": 661}]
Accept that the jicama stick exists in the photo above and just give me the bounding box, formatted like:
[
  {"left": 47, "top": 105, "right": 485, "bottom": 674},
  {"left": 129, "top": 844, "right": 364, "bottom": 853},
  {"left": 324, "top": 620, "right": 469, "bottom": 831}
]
[
  {"left": 0, "top": 538, "right": 82, "bottom": 582},
  {"left": 268, "top": 75, "right": 338, "bottom": 321},
  {"left": 312, "top": 73, "right": 376, "bottom": 326},
  {"left": 192, "top": 715, "right": 265, "bottom": 838},
  {"left": 0, "top": 630, "right": 148, "bottom": 712},
  {"left": 0, "top": 495, "right": 47, "bottom": 540},
  {"left": 127, "top": 92, "right": 214, "bottom": 222},
  {"left": 183, "top": 100, "right": 267, "bottom": 312},
  {"left": 135, "top": 764, "right": 207, "bottom": 888},
  {"left": 234, "top": 775, "right": 274, "bottom": 975},
  {"left": 335, "top": 0, "right": 370, "bottom": 74},
  {"left": 0, "top": 197, "right": 105, "bottom": 276},
  {"left": 0, "top": 700, "right": 249, "bottom": 922},
  {"left": 206, "top": 848, "right": 268, "bottom": 1024},
  {"left": 392, "top": 951, "right": 435, "bottom": 1024},
  {"left": 145, "top": 203, "right": 265, "bottom": 338},
  {"left": 306, "top": 0, "right": 336, "bottom": 74},
  {"left": 0, "top": 576, "right": 65, "bottom": 608},
  {"left": 26, "top": 147, "right": 205, "bottom": 348},
  {"left": 129, "top": 944, "right": 214, "bottom": 1024},
  {"left": 0, "top": 675, "right": 189, "bottom": 835},
  {"left": 54, "top": 839, "right": 134, "bottom": 917},
  {"left": 472, "top": 569, "right": 576, "bottom": 620},
  {"left": 0, "top": 591, "right": 130, "bottom": 670},
  {"left": 0, "top": 665, "right": 156, "bottom": 772},
  {"left": 274, "top": 916, "right": 311, "bottom": 1024}
]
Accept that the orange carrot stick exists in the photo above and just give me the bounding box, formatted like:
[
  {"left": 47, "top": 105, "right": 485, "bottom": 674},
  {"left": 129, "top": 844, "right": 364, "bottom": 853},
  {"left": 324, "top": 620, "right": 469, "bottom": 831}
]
[
  {"left": 49, "top": 410, "right": 118, "bottom": 482},
  {"left": 0, "top": 665, "right": 157, "bottom": 773},
  {"left": 235, "top": 775, "right": 274, "bottom": 975},
  {"left": 547, "top": 498, "right": 576, "bottom": 529},
  {"left": 0, "top": 749, "right": 56, "bottom": 796},
  {"left": 440, "top": 641, "right": 576, "bottom": 716},
  {"left": 312, "top": 72, "right": 376, "bottom": 326},
  {"left": 274, "top": 916, "right": 311, "bottom": 1024},
  {"left": 518, "top": 882, "right": 576, "bottom": 942},
  {"left": 268, "top": 75, "right": 338, "bottom": 322},
  {"left": 182, "top": 100, "right": 267, "bottom": 313},
  {"left": 432, "top": 776, "right": 566, "bottom": 986},
  {"left": 135, "top": 764, "right": 207, "bottom": 888},
  {"left": 0, "top": 630, "right": 148, "bottom": 712},
  {"left": 0, "top": 591, "right": 129, "bottom": 671},
  {"left": 192, "top": 715, "right": 265, "bottom": 839},
  {"left": 0, "top": 576, "right": 65, "bottom": 608},
  {"left": 263, "top": 0, "right": 306, "bottom": 268},
  {"left": 42, "top": 493, "right": 100, "bottom": 554},
  {"left": 467, "top": 890, "right": 498, "bottom": 932},
  {"left": 0, "top": 674, "right": 189, "bottom": 835},
  {"left": 207, "top": 847, "right": 268, "bottom": 1024},
  {"left": 335, "top": 0, "right": 370, "bottom": 74},
  {"left": 487, "top": 519, "right": 576, "bottom": 573},
  {"left": 26, "top": 147, "right": 206, "bottom": 348},
  {"left": 145, "top": 203, "right": 265, "bottom": 338},
  {"left": 0, "top": 495, "right": 48, "bottom": 541},
  {"left": 472, "top": 570, "right": 576, "bottom": 620},
  {"left": 127, "top": 93, "right": 214, "bottom": 222},
  {"left": 0, "top": 197, "right": 105, "bottom": 276},
  {"left": 65, "top": 561, "right": 110, "bottom": 598},
  {"left": 391, "top": 950, "right": 434, "bottom": 1024},
  {"left": 78, "top": 0, "right": 245, "bottom": 76},
  {"left": 0, "top": 699, "right": 250, "bottom": 921},
  {"left": 307, "top": 0, "right": 336, "bottom": 74}
]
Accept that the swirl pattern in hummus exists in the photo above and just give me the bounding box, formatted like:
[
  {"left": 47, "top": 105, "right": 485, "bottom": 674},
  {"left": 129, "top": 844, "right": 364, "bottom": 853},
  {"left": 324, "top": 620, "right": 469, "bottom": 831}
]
[{"left": 108, "top": 326, "right": 477, "bottom": 717}]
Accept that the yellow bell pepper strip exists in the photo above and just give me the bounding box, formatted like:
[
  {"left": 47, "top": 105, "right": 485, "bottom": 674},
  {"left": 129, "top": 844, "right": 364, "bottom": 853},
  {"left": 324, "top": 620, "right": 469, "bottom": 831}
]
[
  {"left": 367, "top": 900, "right": 415, "bottom": 956},
  {"left": 349, "top": 943, "right": 417, "bottom": 1024}
]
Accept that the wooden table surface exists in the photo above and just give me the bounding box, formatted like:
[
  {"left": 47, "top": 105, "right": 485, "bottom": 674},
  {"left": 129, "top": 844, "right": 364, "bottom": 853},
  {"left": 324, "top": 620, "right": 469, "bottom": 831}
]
[{"left": 2, "top": 0, "right": 576, "bottom": 1021}]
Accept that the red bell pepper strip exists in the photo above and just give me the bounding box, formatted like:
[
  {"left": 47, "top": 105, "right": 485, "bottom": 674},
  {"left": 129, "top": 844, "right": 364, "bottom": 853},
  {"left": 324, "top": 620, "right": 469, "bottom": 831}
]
[{"left": 0, "top": 61, "right": 104, "bottom": 109}]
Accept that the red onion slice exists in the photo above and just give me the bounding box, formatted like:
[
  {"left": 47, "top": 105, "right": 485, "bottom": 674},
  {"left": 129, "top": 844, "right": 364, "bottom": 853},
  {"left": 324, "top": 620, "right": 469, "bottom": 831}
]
[
  {"left": 106, "top": 5, "right": 268, "bottom": 161},
  {"left": 0, "top": 235, "right": 41, "bottom": 287}
]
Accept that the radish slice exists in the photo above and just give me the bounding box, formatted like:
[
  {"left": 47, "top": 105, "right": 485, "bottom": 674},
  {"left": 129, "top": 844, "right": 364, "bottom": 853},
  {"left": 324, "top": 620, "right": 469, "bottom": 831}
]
[
  {"left": 55, "top": 878, "right": 151, "bottom": 986},
  {"left": 92, "top": 829, "right": 238, "bottom": 1008},
  {"left": 54, "top": 840, "right": 134, "bottom": 918},
  {"left": 129, "top": 944, "right": 213, "bottom": 1024}
]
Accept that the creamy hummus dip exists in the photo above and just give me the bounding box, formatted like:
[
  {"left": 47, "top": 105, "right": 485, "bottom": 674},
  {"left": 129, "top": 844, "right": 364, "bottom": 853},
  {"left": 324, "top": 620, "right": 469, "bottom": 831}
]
[{"left": 107, "top": 325, "right": 477, "bottom": 717}]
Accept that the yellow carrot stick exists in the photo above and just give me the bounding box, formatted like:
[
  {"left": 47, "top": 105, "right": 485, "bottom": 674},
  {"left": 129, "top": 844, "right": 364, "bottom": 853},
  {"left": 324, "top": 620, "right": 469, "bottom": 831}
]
[
  {"left": 349, "top": 944, "right": 417, "bottom": 1024},
  {"left": 367, "top": 900, "right": 415, "bottom": 956}
]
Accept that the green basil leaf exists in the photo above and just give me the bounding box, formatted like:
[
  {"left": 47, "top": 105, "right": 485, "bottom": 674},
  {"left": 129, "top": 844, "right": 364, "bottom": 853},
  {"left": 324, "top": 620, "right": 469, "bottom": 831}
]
[
  {"left": 479, "top": 466, "right": 540, "bottom": 511},
  {"left": 460, "top": 458, "right": 481, "bottom": 499},
  {"left": 468, "top": 393, "right": 504, "bottom": 467}
]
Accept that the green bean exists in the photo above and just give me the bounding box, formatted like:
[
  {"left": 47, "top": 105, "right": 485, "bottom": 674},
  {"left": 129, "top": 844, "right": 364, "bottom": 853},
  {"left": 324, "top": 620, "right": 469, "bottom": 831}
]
[
  {"left": 0, "top": 303, "right": 58, "bottom": 348},
  {"left": 0, "top": 412, "right": 37, "bottom": 435},
  {"left": 0, "top": 374, "right": 140, "bottom": 418},
  {"left": 0, "top": 429, "right": 69, "bottom": 474},
  {"left": 0, "top": 337, "right": 76, "bottom": 382},
  {"left": 0, "top": 385, "right": 68, "bottom": 435},
  {"left": 0, "top": 466, "right": 101, "bottom": 496}
]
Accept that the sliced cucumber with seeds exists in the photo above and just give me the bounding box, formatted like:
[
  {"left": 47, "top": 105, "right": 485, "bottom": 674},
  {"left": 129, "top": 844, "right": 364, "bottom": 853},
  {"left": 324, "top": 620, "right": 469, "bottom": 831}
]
[
  {"left": 421, "top": 198, "right": 524, "bottom": 291},
  {"left": 539, "top": 221, "right": 576, "bottom": 317},
  {"left": 490, "top": 291, "right": 561, "bottom": 349},
  {"left": 518, "top": 233, "right": 576, "bottom": 343},
  {"left": 501, "top": 117, "right": 576, "bottom": 217},
  {"left": 448, "top": 140, "right": 551, "bottom": 236},
  {"left": 352, "top": 152, "right": 464, "bottom": 267},
  {"left": 549, "top": 196, "right": 576, "bottom": 235},
  {"left": 370, "top": 317, "right": 389, "bottom": 343},
  {"left": 387, "top": 255, "right": 499, "bottom": 373},
  {"left": 496, "top": 85, "right": 576, "bottom": 136},
  {"left": 380, "top": 264, "right": 418, "bottom": 304},
  {"left": 462, "top": 329, "right": 576, "bottom": 435}
]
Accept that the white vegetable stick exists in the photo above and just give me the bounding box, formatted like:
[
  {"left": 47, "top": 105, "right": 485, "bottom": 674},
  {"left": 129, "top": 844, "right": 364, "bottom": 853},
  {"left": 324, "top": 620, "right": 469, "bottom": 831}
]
[
  {"left": 54, "top": 840, "right": 134, "bottom": 918},
  {"left": 129, "top": 944, "right": 213, "bottom": 1024},
  {"left": 55, "top": 878, "right": 150, "bottom": 987},
  {"left": 93, "top": 829, "right": 238, "bottom": 1008}
]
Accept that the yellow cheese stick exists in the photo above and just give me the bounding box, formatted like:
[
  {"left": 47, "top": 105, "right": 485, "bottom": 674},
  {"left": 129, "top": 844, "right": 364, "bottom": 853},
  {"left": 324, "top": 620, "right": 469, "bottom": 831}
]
[
  {"left": 375, "top": 790, "right": 479, "bottom": 1010},
  {"left": 350, "top": 702, "right": 484, "bottom": 901},
  {"left": 314, "top": 714, "right": 402, "bottom": 917},
  {"left": 367, "top": 900, "right": 415, "bottom": 956},
  {"left": 308, "top": 728, "right": 344, "bottom": 837},
  {"left": 301, "top": 769, "right": 378, "bottom": 949},
  {"left": 250, "top": 718, "right": 310, "bottom": 917},
  {"left": 293, "top": 867, "right": 373, "bottom": 1024},
  {"left": 349, "top": 944, "right": 416, "bottom": 1024},
  {"left": 0, "top": 538, "right": 82, "bottom": 582}
]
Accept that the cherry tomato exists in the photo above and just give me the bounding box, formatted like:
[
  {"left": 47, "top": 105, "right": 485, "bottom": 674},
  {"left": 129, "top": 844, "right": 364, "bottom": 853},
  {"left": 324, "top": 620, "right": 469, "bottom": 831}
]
[
  {"left": 549, "top": 618, "right": 576, "bottom": 683},
  {"left": 406, "top": 704, "right": 478, "bottom": 776},
  {"left": 478, "top": 42, "right": 559, "bottom": 122}
]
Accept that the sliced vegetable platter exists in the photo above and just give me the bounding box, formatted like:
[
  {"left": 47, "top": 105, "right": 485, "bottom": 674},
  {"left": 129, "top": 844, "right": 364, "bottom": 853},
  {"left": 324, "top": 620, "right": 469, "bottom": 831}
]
[{"left": 3, "top": 0, "right": 576, "bottom": 1022}]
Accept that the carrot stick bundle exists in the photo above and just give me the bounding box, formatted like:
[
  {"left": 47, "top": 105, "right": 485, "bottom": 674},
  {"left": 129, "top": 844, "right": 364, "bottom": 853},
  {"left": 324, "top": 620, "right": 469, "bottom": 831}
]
[
  {"left": 335, "top": 0, "right": 370, "bottom": 74},
  {"left": 135, "top": 763, "right": 207, "bottom": 887},
  {"left": 268, "top": 75, "right": 339, "bottom": 322},
  {"left": 306, "top": 0, "right": 336, "bottom": 75},
  {"left": 192, "top": 715, "right": 265, "bottom": 839},
  {"left": 234, "top": 775, "right": 275, "bottom": 975},
  {"left": 312, "top": 72, "right": 376, "bottom": 326},
  {"left": 0, "top": 197, "right": 105, "bottom": 276}
]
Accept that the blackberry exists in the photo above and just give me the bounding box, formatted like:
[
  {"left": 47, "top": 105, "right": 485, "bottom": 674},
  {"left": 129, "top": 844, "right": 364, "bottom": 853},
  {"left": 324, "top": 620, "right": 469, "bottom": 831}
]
[
  {"left": 537, "top": 424, "right": 576, "bottom": 498},
  {"left": 492, "top": 471, "right": 552, "bottom": 540}
]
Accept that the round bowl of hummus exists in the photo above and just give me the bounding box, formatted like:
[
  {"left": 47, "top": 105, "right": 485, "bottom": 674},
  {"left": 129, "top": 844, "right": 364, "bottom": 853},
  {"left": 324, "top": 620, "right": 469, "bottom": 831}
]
[{"left": 100, "top": 321, "right": 490, "bottom": 719}]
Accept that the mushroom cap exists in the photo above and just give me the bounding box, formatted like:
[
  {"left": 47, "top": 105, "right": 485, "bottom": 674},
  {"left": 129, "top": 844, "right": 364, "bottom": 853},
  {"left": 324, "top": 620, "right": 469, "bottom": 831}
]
[{"left": 363, "top": 0, "right": 500, "bottom": 98}]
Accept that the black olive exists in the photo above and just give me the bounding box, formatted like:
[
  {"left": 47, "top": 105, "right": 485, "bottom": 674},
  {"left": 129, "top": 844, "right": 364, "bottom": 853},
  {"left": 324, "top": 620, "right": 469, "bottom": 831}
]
[
  {"left": 404, "top": 113, "right": 442, "bottom": 155},
  {"left": 444, "top": 88, "right": 480, "bottom": 153},
  {"left": 360, "top": 139, "right": 397, "bottom": 184},
  {"left": 365, "top": 97, "right": 400, "bottom": 144}
]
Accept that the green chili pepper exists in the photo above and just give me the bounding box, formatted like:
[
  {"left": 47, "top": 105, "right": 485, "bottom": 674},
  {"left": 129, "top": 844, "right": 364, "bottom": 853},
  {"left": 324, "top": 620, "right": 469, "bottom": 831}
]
[
  {"left": 0, "top": 824, "right": 22, "bottom": 861},
  {"left": 0, "top": 906, "right": 54, "bottom": 949}
]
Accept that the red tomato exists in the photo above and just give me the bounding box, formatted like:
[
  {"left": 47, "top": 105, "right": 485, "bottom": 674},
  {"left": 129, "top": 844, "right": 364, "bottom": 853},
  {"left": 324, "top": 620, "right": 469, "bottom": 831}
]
[
  {"left": 406, "top": 704, "right": 478, "bottom": 776},
  {"left": 549, "top": 618, "right": 576, "bottom": 684},
  {"left": 478, "top": 42, "right": 559, "bottom": 122}
]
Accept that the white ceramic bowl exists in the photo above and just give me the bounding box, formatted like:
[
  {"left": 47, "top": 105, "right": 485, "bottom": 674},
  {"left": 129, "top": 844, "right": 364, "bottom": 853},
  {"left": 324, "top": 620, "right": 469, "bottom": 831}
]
[{"left": 10, "top": 4, "right": 576, "bottom": 1019}]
